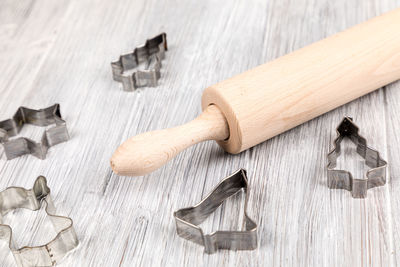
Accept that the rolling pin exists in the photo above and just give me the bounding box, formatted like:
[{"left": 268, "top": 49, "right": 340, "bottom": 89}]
[{"left": 111, "top": 8, "right": 400, "bottom": 176}]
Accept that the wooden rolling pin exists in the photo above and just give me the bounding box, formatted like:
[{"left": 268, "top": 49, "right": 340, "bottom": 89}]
[{"left": 111, "top": 8, "right": 400, "bottom": 176}]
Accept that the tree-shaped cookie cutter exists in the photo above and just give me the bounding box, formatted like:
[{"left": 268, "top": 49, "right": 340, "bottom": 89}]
[
  {"left": 0, "top": 176, "right": 78, "bottom": 267},
  {"left": 111, "top": 33, "right": 168, "bottom": 91},
  {"left": 174, "top": 169, "right": 257, "bottom": 254},
  {"left": 327, "top": 117, "right": 387, "bottom": 198},
  {"left": 0, "top": 104, "right": 69, "bottom": 160}
]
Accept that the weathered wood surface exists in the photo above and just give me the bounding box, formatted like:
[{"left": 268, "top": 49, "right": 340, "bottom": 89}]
[{"left": 0, "top": 0, "right": 399, "bottom": 266}]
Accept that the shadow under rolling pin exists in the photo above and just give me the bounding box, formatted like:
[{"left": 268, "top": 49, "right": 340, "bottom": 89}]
[{"left": 111, "top": 8, "right": 400, "bottom": 176}]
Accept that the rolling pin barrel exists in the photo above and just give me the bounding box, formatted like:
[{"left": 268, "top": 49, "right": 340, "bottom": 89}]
[
  {"left": 202, "top": 8, "right": 400, "bottom": 153},
  {"left": 111, "top": 8, "right": 400, "bottom": 176}
]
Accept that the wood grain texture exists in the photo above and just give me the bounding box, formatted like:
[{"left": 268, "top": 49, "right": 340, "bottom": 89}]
[{"left": 0, "top": 0, "right": 399, "bottom": 266}]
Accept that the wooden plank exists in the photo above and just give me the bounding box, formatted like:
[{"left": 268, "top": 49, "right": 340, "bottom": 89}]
[
  {"left": 0, "top": 0, "right": 73, "bottom": 115},
  {"left": 0, "top": 0, "right": 74, "bottom": 265},
  {"left": 0, "top": 0, "right": 399, "bottom": 266},
  {"left": 384, "top": 77, "right": 400, "bottom": 265}
]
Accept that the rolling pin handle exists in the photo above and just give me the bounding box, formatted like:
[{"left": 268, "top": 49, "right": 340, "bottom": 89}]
[{"left": 110, "top": 105, "right": 229, "bottom": 176}]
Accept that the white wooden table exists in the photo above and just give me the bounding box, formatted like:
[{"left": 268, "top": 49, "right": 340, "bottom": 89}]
[{"left": 1, "top": 0, "right": 400, "bottom": 266}]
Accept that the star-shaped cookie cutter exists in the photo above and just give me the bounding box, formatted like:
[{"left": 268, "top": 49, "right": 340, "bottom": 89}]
[
  {"left": 327, "top": 117, "right": 387, "bottom": 198},
  {"left": 0, "top": 176, "right": 78, "bottom": 267},
  {"left": 0, "top": 104, "right": 69, "bottom": 160},
  {"left": 173, "top": 169, "right": 257, "bottom": 254},
  {"left": 111, "top": 33, "right": 168, "bottom": 91}
]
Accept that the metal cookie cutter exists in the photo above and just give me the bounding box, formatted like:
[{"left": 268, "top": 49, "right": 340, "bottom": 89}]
[
  {"left": 327, "top": 117, "right": 387, "bottom": 198},
  {"left": 174, "top": 169, "right": 257, "bottom": 254},
  {"left": 0, "top": 176, "right": 78, "bottom": 267},
  {"left": 111, "top": 33, "right": 168, "bottom": 91},
  {"left": 0, "top": 104, "right": 69, "bottom": 160}
]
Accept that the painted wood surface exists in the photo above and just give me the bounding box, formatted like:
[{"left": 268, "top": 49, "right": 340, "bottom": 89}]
[{"left": 0, "top": 0, "right": 400, "bottom": 266}]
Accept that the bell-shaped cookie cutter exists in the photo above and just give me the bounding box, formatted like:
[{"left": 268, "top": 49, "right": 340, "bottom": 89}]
[
  {"left": 174, "top": 169, "right": 257, "bottom": 254},
  {"left": 327, "top": 117, "right": 387, "bottom": 198},
  {"left": 0, "top": 104, "right": 69, "bottom": 160},
  {"left": 111, "top": 33, "right": 168, "bottom": 91},
  {"left": 0, "top": 176, "right": 78, "bottom": 267}
]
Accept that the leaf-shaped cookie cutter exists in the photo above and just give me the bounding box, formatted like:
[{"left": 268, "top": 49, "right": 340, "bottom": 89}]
[{"left": 111, "top": 33, "right": 168, "bottom": 91}]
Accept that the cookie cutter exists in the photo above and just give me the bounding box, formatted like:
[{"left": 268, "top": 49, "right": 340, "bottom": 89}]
[
  {"left": 327, "top": 117, "right": 387, "bottom": 198},
  {"left": 0, "top": 104, "right": 69, "bottom": 160},
  {"left": 111, "top": 33, "right": 168, "bottom": 91},
  {"left": 0, "top": 176, "right": 78, "bottom": 267},
  {"left": 174, "top": 169, "right": 257, "bottom": 254}
]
